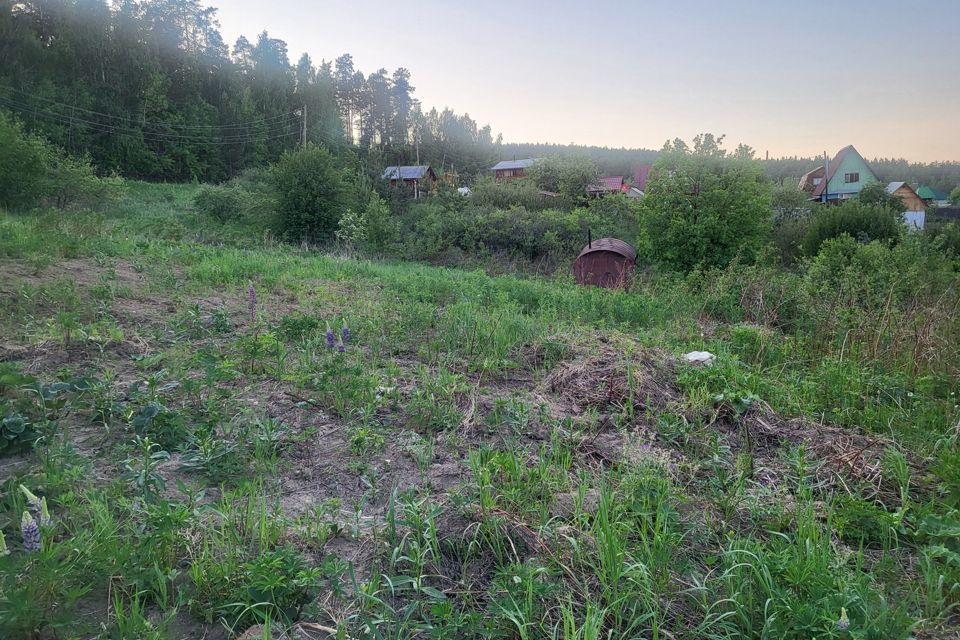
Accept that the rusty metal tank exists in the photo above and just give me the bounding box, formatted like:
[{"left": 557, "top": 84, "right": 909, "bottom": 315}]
[{"left": 572, "top": 237, "right": 637, "bottom": 289}]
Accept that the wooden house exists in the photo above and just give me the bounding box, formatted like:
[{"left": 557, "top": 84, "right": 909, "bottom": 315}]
[
  {"left": 630, "top": 163, "right": 652, "bottom": 195},
  {"left": 587, "top": 176, "right": 627, "bottom": 197},
  {"left": 885, "top": 182, "right": 926, "bottom": 212},
  {"left": 381, "top": 165, "right": 437, "bottom": 199},
  {"left": 804, "top": 145, "right": 879, "bottom": 202},
  {"left": 916, "top": 185, "right": 951, "bottom": 208},
  {"left": 491, "top": 158, "right": 538, "bottom": 180}
]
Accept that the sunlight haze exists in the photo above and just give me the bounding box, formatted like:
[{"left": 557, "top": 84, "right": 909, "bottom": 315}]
[{"left": 215, "top": 0, "right": 960, "bottom": 161}]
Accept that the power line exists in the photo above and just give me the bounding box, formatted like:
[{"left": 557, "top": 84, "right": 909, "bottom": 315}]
[
  {"left": 0, "top": 85, "right": 301, "bottom": 131},
  {"left": 0, "top": 95, "right": 301, "bottom": 145}
]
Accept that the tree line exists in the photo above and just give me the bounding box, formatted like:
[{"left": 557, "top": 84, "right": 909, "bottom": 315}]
[
  {"left": 2, "top": 0, "right": 958, "bottom": 188},
  {"left": 0, "top": 0, "right": 503, "bottom": 182}
]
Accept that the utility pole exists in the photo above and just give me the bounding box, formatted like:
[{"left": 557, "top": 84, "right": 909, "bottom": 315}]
[
  {"left": 415, "top": 134, "right": 420, "bottom": 166},
  {"left": 301, "top": 104, "right": 307, "bottom": 148},
  {"left": 822, "top": 150, "right": 828, "bottom": 204}
]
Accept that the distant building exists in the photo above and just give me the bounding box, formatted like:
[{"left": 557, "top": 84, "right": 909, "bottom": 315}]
[
  {"left": 916, "top": 185, "right": 950, "bottom": 208},
  {"left": 803, "top": 145, "right": 879, "bottom": 202},
  {"left": 632, "top": 163, "right": 652, "bottom": 194},
  {"left": 381, "top": 165, "right": 437, "bottom": 198},
  {"left": 491, "top": 158, "right": 539, "bottom": 180},
  {"left": 886, "top": 182, "right": 926, "bottom": 212},
  {"left": 587, "top": 176, "right": 627, "bottom": 197},
  {"left": 798, "top": 166, "right": 825, "bottom": 194}
]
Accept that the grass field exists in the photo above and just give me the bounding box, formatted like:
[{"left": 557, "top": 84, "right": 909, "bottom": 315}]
[{"left": 0, "top": 184, "right": 958, "bottom": 639}]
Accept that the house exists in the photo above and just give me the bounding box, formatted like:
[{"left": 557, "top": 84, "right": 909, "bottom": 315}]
[
  {"left": 381, "top": 165, "right": 437, "bottom": 198},
  {"left": 886, "top": 182, "right": 926, "bottom": 212},
  {"left": 798, "top": 166, "right": 825, "bottom": 193},
  {"left": 572, "top": 237, "right": 637, "bottom": 289},
  {"left": 491, "top": 158, "right": 538, "bottom": 180},
  {"left": 587, "top": 176, "right": 627, "bottom": 197},
  {"left": 803, "top": 145, "right": 879, "bottom": 202},
  {"left": 916, "top": 185, "right": 951, "bottom": 208},
  {"left": 631, "top": 163, "right": 652, "bottom": 194}
]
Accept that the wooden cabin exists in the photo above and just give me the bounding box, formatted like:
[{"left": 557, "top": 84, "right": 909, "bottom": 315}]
[
  {"left": 381, "top": 165, "right": 437, "bottom": 199},
  {"left": 886, "top": 182, "right": 926, "bottom": 212},
  {"left": 587, "top": 176, "right": 627, "bottom": 197},
  {"left": 491, "top": 158, "right": 538, "bottom": 180}
]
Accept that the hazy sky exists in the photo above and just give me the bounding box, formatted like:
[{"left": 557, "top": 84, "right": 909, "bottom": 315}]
[{"left": 215, "top": 0, "right": 959, "bottom": 161}]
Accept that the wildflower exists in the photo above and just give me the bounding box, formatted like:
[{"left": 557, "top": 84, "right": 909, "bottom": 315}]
[
  {"left": 247, "top": 280, "right": 257, "bottom": 326},
  {"left": 21, "top": 511, "right": 40, "bottom": 552},
  {"left": 325, "top": 322, "right": 335, "bottom": 349},
  {"left": 341, "top": 321, "right": 351, "bottom": 344},
  {"left": 337, "top": 336, "right": 346, "bottom": 354},
  {"left": 19, "top": 485, "right": 41, "bottom": 520},
  {"left": 39, "top": 497, "right": 52, "bottom": 528},
  {"left": 837, "top": 607, "right": 850, "bottom": 631},
  {"left": 0, "top": 530, "right": 9, "bottom": 556}
]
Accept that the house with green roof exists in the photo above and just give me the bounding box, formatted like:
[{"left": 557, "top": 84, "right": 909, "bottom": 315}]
[
  {"left": 916, "top": 185, "right": 950, "bottom": 207},
  {"left": 803, "top": 145, "right": 879, "bottom": 202}
]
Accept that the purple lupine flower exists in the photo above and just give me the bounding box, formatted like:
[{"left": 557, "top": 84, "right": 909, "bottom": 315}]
[
  {"left": 341, "top": 321, "right": 351, "bottom": 344},
  {"left": 837, "top": 608, "right": 850, "bottom": 631},
  {"left": 337, "top": 337, "right": 346, "bottom": 354},
  {"left": 247, "top": 280, "right": 257, "bottom": 326},
  {"left": 21, "top": 511, "right": 40, "bottom": 552},
  {"left": 326, "top": 322, "right": 335, "bottom": 349}
]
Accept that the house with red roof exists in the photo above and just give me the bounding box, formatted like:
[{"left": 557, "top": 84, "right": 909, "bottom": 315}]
[
  {"left": 632, "top": 164, "right": 652, "bottom": 192},
  {"left": 587, "top": 175, "right": 628, "bottom": 197},
  {"left": 800, "top": 145, "right": 879, "bottom": 202}
]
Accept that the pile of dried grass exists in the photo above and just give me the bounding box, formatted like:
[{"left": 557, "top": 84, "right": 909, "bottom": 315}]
[{"left": 545, "top": 343, "right": 677, "bottom": 414}]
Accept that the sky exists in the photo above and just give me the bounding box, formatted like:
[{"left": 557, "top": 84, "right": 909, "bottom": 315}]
[{"left": 215, "top": 0, "right": 960, "bottom": 162}]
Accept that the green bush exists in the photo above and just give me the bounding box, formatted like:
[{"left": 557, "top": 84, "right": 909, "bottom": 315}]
[
  {"left": 642, "top": 138, "right": 772, "bottom": 271},
  {"left": 0, "top": 111, "right": 49, "bottom": 210},
  {"left": 802, "top": 201, "right": 902, "bottom": 256},
  {"left": 470, "top": 175, "right": 554, "bottom": 211},
  {"left": 271, "top": 144, "right": 348, "bottom": 242},
  {"left": 193, "top": 185, "right": 244, "bottom": 223},
  {"left": 0, "top": 111, "right": 121, "bottom": 211}
]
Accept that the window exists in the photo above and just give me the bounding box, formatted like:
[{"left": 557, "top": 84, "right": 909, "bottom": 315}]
[
  {"left": 843, "top": 172, "right": 860, "bottom": 183},
  {"left": 812, "top": 177, "right": 822, "bottom": 186}
]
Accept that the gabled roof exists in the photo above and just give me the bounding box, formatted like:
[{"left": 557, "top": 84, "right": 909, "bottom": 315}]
[
  {"left": 590, "top": 176, "right": 625, "bottom": 192},
  {"left": 811, "top": 145, "right": 873, "bottom": 198},
  {"left": 632, "top": 164, "right": 652, "bottom": 192},
  {"left": 886, "top": 181, "right": 906, "bottom": 193},
  {"left": 382, "top": 165, "right": 433, "bottom": 180},
  {"left": 491, "top": 158, "right": 539, "bottom": 171},
  {"left": 917, "top": 185, "right": 949, "bottom": 200}
]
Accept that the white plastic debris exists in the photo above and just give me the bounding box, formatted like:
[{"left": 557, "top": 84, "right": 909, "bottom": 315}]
[{"left": 683, "top": 350, "right": 714, "bottom": 366}]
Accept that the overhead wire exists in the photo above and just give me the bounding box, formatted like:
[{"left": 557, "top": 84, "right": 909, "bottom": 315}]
[
  {"left": 0, "top": 86, "right": 301, "bottom": 131},
  {"left": 0, "top": 94, "right": 301, "bottom": 145}
]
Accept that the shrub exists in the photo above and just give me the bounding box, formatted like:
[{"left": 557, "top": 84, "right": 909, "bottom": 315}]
[
  {"left": 193, "top": 185, "right": 244, "bottom": 223},
  {"left": 802, "top": 201, "right": 902, "bottom": 257},
  {"left": 271, "top": 144, "right": 348, "bottom": 242},
  {"left": 857, "top": 181, "right": 907, "bottom": 213},
  {"left": 471, "top": 175, "right": 553, "bottom": 211},
  {"left": 0, "top": 112, "right": 121, "bottom": 211},
  {"left": 0, "top": 112, "right": 49, "bottom": 210}
]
